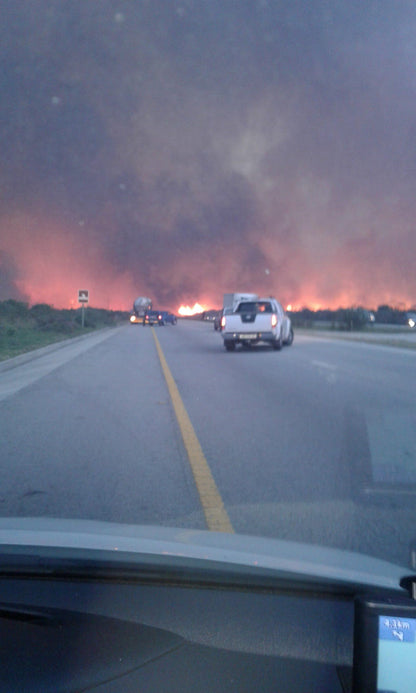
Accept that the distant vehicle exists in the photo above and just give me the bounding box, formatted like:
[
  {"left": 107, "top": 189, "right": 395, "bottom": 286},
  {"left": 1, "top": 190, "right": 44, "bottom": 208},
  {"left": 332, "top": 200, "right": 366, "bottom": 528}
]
[
  {"left": 131, "top": 309, "right": 176, "bottom": 325},
  {"left": 407, "top": 312, "right": 416, "bottom": 328},
  {"left": 223, "top": 293, "right": 259, "bottom": 313},
  {"left": 217, "top": 294, "right": 259, "bottom": 331},
  {"left": 131, "top": 297, "right": 152, "bottom": 324},
  {"left": 159, "top": 311, "right": 177, "bottom": 325},
  {"left": 202, "top": 310, "right": 217, "bottom": 321},
  {"left": 214, "top": 310, "right": 222, "bottom": 330},
  {"left": 144, "top": 310, "right": 163, "bottom": 326},
  {"left": 221, "top": 297, "right": 293, "bottom": 351}
]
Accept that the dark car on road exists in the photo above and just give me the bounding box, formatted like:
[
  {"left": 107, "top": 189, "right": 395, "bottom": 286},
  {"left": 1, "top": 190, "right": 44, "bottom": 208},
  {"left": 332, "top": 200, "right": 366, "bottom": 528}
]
[
  {"left": 214, "top": 310, "right": 223, "bottom": 330},
  {"left": 144, "top": 310, "right": 163, "bottom": 325},
  {"left": 159, "top": 311, "right": 177, "bottom": 325}
]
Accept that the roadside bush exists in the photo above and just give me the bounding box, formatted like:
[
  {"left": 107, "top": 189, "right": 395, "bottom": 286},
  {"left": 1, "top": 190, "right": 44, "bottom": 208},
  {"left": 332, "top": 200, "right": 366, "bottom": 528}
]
[
  {"left": 74, "top": 308, "right": 129, "bottom": 327},
  {"left": 336, "top": 308, "right": 369, "bottom": 330},
  {"left": 0, "top": 299, "right": 29, "bottom": 320},
  {"left": 75, "top": 311, "right": 96, "bottom": 328},
  {"left": 30, "top": 303, "right": 54, "bottom": 325},
  {"left": 30, "top": 304, "right": 77, "bottom": 332},
  {"left": 375, "top": 305, "right": 407, "bottom": 325},
  {"left": 290, "top": 306, "right": 373, "bottom": 330}
]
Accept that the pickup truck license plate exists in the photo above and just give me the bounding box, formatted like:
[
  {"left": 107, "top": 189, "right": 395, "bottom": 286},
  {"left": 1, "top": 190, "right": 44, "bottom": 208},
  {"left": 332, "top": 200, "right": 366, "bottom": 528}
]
[{"left": 239, "top": 333, "right": 257, "bottom": 339}]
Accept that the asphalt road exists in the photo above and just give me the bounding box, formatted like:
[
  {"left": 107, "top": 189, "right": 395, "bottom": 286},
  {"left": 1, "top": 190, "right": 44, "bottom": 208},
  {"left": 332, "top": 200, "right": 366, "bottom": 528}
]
[{"left": 1, "top": 320, "right": 415, "bottom": 567}]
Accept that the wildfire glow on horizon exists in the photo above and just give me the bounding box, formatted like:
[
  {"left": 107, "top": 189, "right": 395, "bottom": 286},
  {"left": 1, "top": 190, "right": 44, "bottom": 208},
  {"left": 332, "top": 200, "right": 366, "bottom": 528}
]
[
  {"left": 178, "top": 303, "right": 208, "bottom": 316},
  {"left": 1, "top": 4, "right": 416, "bottom": 315},
  {"left": 1, "top": 212, "right": 413, "bottom": 315}
]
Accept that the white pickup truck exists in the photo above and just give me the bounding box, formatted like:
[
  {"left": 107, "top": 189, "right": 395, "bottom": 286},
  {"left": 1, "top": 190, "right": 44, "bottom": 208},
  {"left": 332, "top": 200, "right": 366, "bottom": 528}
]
[{"left": 220, "top": 297, "right": 293, "bottom": 352}]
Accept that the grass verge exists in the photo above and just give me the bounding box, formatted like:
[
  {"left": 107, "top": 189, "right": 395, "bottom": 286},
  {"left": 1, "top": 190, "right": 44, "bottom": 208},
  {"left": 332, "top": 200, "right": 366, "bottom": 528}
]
[
  {"left": 0, "top": 300, "right": 129, "bottom": 361},
  {"left": 0, "top": 324, "right": 97, "bottom": 361},
  {"left": 295, "top": 328, "right": 416, "bottom": 350}
]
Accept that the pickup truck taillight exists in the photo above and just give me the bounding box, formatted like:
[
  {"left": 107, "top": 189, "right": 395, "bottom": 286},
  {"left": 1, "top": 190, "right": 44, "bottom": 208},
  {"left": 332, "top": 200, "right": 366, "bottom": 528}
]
[
  {"left": 221, "top": 315, "right": 226, "bottom": 329},
  {"left": 271, "top": 314, "right": 278, "bottom": 327}
]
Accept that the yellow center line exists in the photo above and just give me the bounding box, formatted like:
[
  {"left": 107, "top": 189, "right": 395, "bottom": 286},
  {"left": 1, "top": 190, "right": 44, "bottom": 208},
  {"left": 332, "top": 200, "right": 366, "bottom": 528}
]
[{"left": 152, "top": 328, "right": 234, "bottom": 533}]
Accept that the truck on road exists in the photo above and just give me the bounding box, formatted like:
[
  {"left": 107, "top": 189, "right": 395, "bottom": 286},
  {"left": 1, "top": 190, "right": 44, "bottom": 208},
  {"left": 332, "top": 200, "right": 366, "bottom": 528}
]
[
  {"left": 130, "top": 297, "right": 152, "bottom": 324},
  {"left": 220, "top": 296, "right": 293, "bottom": 351},
  {"left": 214, "top": 293, "right": 259, "bottom": 331},
  {"left": 223, "top": 293, "right": 259, "bottom": 313}
]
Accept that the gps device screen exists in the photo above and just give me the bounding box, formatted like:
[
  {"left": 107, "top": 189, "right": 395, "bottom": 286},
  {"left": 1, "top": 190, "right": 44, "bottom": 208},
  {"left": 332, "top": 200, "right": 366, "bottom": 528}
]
[
  {"left": 353, "top": 596, "right": 416, "bottom": 693},
  {"left": 377, "top": 614, "right": 416, "bottom": 692}
]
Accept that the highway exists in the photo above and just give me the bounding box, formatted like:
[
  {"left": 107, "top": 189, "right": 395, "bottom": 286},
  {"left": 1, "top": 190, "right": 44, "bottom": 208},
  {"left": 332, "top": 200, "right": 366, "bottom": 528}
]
[{"left": 0, "top": 320, "right": 415, "bottom": 567}]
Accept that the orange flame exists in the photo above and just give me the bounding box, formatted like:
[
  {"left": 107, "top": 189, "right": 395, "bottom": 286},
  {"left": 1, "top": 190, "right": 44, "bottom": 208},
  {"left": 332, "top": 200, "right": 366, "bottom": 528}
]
[{"left": 178, "top": 302, "right": 207, "bottom": 316}]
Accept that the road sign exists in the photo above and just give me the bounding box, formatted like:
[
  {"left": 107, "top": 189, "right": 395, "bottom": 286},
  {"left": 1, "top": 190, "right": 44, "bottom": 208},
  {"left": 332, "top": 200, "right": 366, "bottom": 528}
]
[{"left": 78, "top": 290, "right": 89, "bottom": 303}]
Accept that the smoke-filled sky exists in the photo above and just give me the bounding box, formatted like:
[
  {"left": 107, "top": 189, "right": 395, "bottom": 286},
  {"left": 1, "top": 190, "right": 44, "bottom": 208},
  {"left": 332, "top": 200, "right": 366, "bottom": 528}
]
[{"left": 1, "top": 0, "right": 416, "bottom": 311}]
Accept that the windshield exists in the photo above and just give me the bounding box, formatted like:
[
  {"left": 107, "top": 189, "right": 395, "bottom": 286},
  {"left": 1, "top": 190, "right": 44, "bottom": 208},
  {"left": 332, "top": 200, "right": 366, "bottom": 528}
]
[
  {"left": 0, "top": 1, "right": 415, "bottom": 574},
  {"left": 237, "top": 302, "right": 273, "bottom": 313}
]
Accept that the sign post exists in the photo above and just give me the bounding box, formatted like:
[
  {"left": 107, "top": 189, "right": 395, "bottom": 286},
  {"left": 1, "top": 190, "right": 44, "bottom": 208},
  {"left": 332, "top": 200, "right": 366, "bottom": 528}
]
[{"left": 78, "top": 290, "right": 89, "bottom": 327}]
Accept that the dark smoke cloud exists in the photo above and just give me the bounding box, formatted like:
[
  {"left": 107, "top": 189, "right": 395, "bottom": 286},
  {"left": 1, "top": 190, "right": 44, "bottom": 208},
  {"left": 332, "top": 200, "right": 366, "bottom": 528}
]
[
  {"left": 0, "top": 251, "right": 29, "bottom": 302},
  {"left": 0, "top": 1, "right": 416, "bottom": 310}
]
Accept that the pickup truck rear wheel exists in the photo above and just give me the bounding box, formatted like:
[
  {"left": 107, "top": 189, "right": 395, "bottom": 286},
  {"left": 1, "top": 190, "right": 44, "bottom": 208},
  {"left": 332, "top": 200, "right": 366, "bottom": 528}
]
[
  {"left": 224, "top": 341, "right": 236, "bottom": 351},
  {"left": 272, "top": 336, "right": 282, "bottom": 350},
  {"left": 284, "top": 328, "right": 294, "bottom": 346}
]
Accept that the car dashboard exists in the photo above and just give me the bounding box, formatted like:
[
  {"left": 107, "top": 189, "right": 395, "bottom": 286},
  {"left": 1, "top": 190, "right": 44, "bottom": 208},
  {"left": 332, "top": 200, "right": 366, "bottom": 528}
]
[
  {"left": 0, "top": 576, "right": 354, "bottom": 692},
  {"left": 0, "top": 520, "right": 408, "bottom": 692}
]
